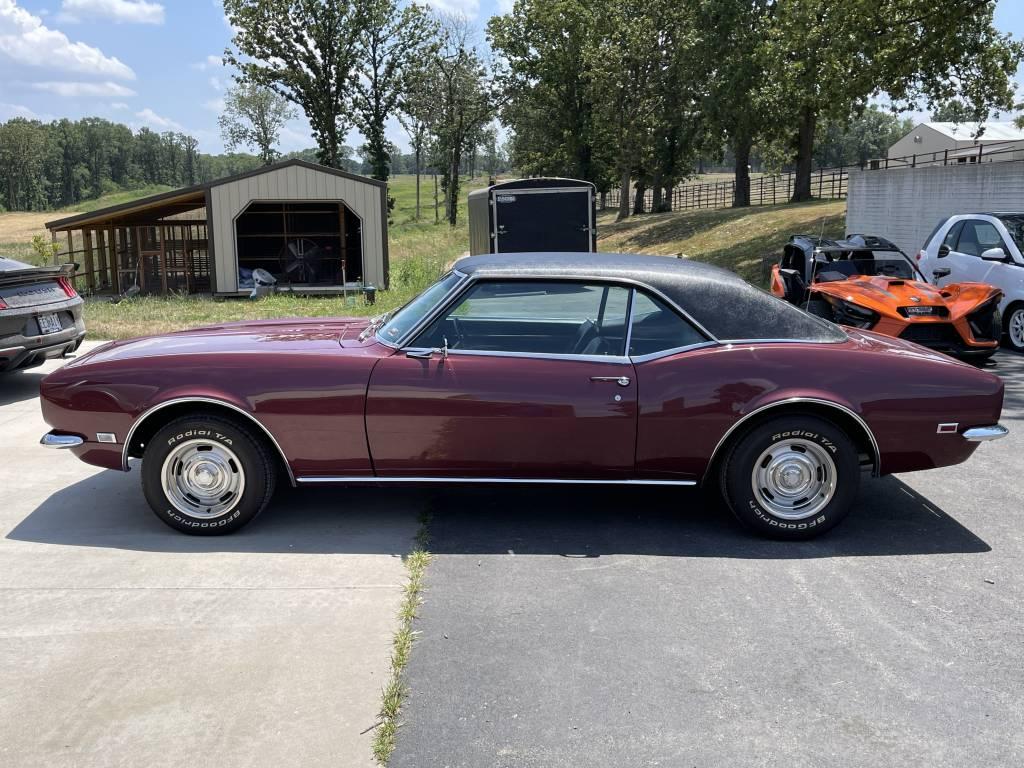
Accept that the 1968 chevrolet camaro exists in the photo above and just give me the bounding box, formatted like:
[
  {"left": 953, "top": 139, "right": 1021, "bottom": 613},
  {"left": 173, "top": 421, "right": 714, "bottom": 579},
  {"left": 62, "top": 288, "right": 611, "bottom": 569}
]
[{"left": 40, "top": 253, "right": 1007, "bottom": 539}]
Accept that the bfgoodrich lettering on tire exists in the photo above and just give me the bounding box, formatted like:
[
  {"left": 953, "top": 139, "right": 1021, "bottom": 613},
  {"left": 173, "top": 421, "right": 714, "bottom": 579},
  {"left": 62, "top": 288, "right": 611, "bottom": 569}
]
[
  {"left": 719, "top": 415, "right": 859, "bottom": 539},
  {"left": 141, "top": 413, "right": 277, "bottom": 535}
]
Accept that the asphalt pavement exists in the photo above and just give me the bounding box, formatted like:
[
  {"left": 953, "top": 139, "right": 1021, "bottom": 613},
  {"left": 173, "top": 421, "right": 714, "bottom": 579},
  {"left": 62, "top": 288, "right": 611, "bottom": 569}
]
[
  {"left": 391, "top": 351, "right": 1024, "bottom": 767},
  {"left": 0, "top": 344, "right": 420, "bottom": 768}
]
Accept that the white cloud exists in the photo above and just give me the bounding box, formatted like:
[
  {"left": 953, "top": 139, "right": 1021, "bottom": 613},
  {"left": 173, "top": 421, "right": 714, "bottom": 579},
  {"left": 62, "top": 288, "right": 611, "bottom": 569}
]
[
  {"left": 495, "top": 0, "right": 513, "bottom": 13},
  {"left": 192, "top": 53, "right": 222, "bottom": 70},
  {"left": 135, "top": 107, "right": 185, "bottom": 131},
  {"left": 0, "top": 101, "right": 41, "bottom": 119},
  {"left": 208, "top": 75, "right": 223, "bottom": 90},
  {"left": 0, "top": 0, "right": 135, "bottom": 79},
  {"left": 110, "top": 101, "right": 129, "bottom": 109},
  {"left": 423, "top": 0, "right": 479, "bottom": 18},
  {"left": 203, "top": 97, "right": 225, "bottom": 112},
  {"left": 59, "top": 0, "right": 164, "bottom": 25},
  {"left": 33, "top": 80, "right": 136, "bottom": 97}
]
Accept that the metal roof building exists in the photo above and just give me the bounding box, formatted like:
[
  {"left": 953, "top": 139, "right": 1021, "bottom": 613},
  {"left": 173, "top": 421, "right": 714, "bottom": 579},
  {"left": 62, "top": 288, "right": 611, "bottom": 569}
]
[{"left": 45, "top": 159, "right": 389, "bottom": 296}]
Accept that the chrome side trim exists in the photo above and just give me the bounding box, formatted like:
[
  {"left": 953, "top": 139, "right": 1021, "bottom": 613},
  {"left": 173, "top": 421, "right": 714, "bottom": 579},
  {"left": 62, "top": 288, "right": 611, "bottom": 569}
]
[
  {"left": 718, "top": 337, "right": 848, "bottom": 346},
  {"left": 629, "top": 340, "right": 720, "bottom": 363},
  {"left": 296, "top": 476, "right": 697, "bottom": 486},
  {"left": 403, "top": 347, "right": 633, "bottom": 365},
  {"left": 704, "top": 397, "right": 882, "bottom": 480},
  {"left": 121, "top": 396, "right": 296, "bottom": 486},
  {"left": 40, "top": 432, "right": 84, "bottom": 449},
  {"left": 963, "top": 424, "right": 1008, "bottom": 442}
]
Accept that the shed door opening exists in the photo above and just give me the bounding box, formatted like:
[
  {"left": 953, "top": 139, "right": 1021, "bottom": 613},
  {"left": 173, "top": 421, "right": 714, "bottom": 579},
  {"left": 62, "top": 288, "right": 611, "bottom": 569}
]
[{"left": 235, "top": 201, "right": 363, "bottom": 288}]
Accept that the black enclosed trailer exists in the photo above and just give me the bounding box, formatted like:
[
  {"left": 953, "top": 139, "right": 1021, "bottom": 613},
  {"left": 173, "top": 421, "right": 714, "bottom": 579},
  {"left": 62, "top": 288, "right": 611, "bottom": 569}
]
[{"left": 467, "top": 178, "right": 597, "bottom": 255}]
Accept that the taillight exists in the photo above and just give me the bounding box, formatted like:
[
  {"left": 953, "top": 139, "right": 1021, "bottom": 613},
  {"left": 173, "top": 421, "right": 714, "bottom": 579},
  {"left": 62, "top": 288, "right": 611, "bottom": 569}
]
[
  {"left": 57, "top": 276, "right": 77, "bottom": 298},
  {"left": 915, "top": 250, "right": 923, "bottom": 261},
  {"left": 0, "top": 298, "right": 7, "bottom": 310}
]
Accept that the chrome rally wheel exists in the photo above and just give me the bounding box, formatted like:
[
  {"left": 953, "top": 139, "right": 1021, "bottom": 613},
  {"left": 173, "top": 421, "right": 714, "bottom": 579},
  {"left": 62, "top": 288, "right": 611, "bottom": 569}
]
[
  {"left": 142, "top": 414, "right": 277, "bottom": 535},
  {"left": 720, "top": 415, "right": 859, "bottom": 539},
  {"left": 751, "top": 438, "right": 837, "bottom": 521},
  {"left": 161, "top": 439, "right": 246, "bottom": 519}
]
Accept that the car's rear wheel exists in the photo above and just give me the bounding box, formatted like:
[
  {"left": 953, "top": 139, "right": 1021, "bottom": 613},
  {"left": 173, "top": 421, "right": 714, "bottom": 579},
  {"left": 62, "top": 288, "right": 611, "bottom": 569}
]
[
  {"left": 1003, "top": 303, "right": 1024, "bottom": 353},
  {"left": 141, "top": 413, "right": 277, "bottom": 535},
  {"left": 719, "top": 415, "right": 859, "bottom": 539}
]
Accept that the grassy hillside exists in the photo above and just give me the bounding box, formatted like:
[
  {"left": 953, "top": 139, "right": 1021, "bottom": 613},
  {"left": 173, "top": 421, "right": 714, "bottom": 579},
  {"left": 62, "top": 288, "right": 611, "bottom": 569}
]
[
  {"left": 2, "top": 175, "right": 845, "bottom": 339},
  {"left": 598, "top": 199, "right": 846, "bottom": 284}
]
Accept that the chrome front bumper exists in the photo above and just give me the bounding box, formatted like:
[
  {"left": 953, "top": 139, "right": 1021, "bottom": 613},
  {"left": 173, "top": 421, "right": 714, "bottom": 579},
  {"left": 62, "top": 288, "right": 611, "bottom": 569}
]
[
  {"left": 40, "top": 431, "right": 84, "bottom": 449},
  {"left": 963, "top": 424, "right": 1009, "bottom": 442}
]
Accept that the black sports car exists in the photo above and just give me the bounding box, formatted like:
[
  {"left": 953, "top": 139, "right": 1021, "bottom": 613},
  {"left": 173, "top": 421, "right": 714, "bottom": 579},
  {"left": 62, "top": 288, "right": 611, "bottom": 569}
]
[{"left": 0, "top": 257, "right": 85, "bottom": 373}]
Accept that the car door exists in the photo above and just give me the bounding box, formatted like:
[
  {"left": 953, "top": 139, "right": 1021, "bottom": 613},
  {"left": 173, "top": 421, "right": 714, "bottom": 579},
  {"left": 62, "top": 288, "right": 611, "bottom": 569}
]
[
  {"left": 945, "top": 219, "right": 1009, "bottom": 284},
  {"left": 365, "top": 279, "right": 638, "bottom": 478}
]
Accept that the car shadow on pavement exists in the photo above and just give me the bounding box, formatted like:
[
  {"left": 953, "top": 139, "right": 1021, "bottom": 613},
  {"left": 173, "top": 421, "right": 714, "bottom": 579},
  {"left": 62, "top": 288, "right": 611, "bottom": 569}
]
[
  {"left": 0, "top": 370, "right": 46, "bottom": 407},
  {"left": 417, "top": 476, "right": 989, "bottom": 559},
  {"left": 8, "top": 469, "right": 988, "bottom": 559}
]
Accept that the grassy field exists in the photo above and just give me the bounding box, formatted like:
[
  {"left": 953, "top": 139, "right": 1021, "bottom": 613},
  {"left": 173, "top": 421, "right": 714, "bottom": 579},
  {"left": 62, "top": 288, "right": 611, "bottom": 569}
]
[
  {"left": 598, "top": 199, "right": 845, "bottom": 283},
  {"left": 0, "top": 177, "right": 846, "bottom": 339}
]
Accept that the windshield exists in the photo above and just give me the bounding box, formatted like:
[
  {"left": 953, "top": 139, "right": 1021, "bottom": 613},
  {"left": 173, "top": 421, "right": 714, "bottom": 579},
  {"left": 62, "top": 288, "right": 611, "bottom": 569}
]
[
  {"left": 997, "top": 215, "right": 1024, "bottom": 254},
  {"left": 813, "top": 250, "right": 923, "bottom": 282},
  {"left": 376, "top": 271, "right": 462, "bottom": 345}
]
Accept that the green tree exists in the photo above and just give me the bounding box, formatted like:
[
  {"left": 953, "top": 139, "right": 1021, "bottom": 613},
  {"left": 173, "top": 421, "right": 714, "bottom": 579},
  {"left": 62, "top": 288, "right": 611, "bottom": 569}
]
[
  {"left": 814, "top": 107, "right": 912, "bottom": 167},
  {"left": 758, "top": 0, "right": 1023, "bottom": 202},
  {"left": 0, "top": 119, "right": 48, "bottom": 211},
  {"left": 929, "top": 98, "right": 980, "bottom": 123},
  {"left": 218, "top": 81, "right": 297, "bottom": 165},
  {"left": 224, "top": 0, "right": 364, "bottom": 168},
  {"left": 425, "top": 13, "right": 495, "bottom": 227},
  {"left": 353, "top": 0, "right": 436, "bottom": 181}
]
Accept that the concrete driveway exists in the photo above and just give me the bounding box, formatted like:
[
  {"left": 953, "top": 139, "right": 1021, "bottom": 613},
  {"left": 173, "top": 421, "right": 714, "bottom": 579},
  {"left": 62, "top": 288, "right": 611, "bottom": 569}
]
[
  {"left": 0, "top": 343, "right": 420, "bottom": 768},
  {"left": 391, "top": 352, "right": 1024, "bottom": 767}
]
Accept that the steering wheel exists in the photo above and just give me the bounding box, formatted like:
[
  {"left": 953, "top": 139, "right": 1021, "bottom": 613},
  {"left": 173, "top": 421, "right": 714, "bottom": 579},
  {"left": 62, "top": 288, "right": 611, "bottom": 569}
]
[{"left": 879, "top": 263, "right": 900, "bottom": 277}]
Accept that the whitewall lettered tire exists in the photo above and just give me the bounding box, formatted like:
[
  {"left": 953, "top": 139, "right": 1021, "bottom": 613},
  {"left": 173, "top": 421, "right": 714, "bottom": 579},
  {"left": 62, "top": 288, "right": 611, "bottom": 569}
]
[
  {"left": 719, "top": 415, "right": 860, "bottom": 539},
  {"left": 141, "top": 414, "right": 277, "bottom": 535}
]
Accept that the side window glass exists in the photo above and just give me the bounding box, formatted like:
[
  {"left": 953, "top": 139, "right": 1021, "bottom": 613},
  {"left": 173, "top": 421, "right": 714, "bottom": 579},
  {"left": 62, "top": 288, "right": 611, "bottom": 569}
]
[
  {"left": 628, "top": 291, "right": 707, "bottom": 356},
  {"left": 412, "top": 281, "right": 630, "bottom": 357},
  {"left": 943, "top": 221, "right": 963, "bottom": 249},
  {"left": 955, "top": 221, "right": 994, "bottom": 258},
  {"left": 973, "top": 221, "right": 1005, "bottom": 254}
]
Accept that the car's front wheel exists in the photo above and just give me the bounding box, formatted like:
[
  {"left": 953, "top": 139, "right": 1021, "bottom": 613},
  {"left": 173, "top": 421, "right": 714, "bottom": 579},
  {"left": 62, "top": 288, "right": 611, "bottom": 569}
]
[
  {"left": 720, "top": 415, "right": 860, "bottom": 539},
  {"left": 1003, "top": 303, "right": 1024, "bottom": 353},
  {"left": 141, "top": 413, "right": 277, "bottom": 535}
]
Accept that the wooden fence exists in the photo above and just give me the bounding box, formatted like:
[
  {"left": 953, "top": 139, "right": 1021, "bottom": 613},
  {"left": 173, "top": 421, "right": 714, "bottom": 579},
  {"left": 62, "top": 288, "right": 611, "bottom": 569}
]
[{"left": 604, "top": 140, "right": 1024, "bottom": 214}]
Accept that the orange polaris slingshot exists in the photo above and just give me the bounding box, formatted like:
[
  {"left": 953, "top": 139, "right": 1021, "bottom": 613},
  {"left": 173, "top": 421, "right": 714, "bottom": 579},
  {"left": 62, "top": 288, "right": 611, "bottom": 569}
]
[{"left": 771, "top": 234, "right": 1002, "bottom": 360}]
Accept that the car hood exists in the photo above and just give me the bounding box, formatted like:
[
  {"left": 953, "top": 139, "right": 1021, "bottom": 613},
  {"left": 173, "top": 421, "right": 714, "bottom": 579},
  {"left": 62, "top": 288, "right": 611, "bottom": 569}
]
[
  {"left": 66, "top": 316, "right": 382, "bottom": 367},
  {"left": 813, "top": 275, "right": 999, "bottom": 320}
]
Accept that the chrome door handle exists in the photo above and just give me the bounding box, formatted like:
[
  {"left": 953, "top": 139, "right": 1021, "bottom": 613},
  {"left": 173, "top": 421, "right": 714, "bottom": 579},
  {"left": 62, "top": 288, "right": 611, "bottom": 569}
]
[{"left": 590, "top": 375, "right": 630, "bottom": 387}]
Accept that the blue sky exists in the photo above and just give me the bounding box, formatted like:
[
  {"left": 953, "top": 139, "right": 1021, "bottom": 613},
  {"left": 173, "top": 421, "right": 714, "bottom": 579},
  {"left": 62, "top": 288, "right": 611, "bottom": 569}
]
[{"left": 0, "top": 0, "right": 1020, "bottom": 156}]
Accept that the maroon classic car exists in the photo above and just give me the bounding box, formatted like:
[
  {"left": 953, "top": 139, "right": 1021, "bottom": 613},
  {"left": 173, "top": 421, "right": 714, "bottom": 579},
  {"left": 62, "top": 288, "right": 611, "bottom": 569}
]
[{"left": 40, "top": 253, "right": 1006, "bottom": 539}]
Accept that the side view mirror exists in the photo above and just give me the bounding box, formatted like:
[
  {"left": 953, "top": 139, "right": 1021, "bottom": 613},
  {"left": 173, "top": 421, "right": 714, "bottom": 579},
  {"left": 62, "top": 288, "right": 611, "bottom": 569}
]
[
  {"left": 932, "top": 267, "right": 951, "bottom": 280},
  {"left": 406, "top": 337, "right": 449, "bottom": 360},
  {"left": 981, "top": 247, "right": 1006, "bottom": 261},
  {"left": 937, "top": 244, "right": 950, "bottom": 258}
]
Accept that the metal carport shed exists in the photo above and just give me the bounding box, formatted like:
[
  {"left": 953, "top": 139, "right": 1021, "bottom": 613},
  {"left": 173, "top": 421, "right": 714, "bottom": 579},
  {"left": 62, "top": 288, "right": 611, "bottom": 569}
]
[{"left": 45, "top": 159, "right": 389, "bottom": 296}]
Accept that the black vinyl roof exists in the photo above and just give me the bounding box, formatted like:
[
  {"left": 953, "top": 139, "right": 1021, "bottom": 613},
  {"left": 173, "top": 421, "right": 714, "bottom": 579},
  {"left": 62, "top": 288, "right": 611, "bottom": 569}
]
[{"left": 454, "top": 252, "right": 845, "bottom": 342}]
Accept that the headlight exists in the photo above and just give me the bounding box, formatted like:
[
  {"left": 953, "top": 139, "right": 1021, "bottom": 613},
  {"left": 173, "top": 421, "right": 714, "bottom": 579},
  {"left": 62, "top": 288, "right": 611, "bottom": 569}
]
[{"left": 825, "top": 296, "right": 878, "bottom": 329}]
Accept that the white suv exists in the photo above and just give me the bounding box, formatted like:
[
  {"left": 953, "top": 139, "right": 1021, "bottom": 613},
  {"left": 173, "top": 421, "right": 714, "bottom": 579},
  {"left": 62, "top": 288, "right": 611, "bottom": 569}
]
[{"left": 918, "top": 213, "right": 1024, "bottom": 351}]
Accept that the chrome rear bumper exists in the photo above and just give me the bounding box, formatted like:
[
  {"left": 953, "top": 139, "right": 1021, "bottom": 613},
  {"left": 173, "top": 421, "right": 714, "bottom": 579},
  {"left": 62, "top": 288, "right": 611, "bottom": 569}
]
[
  {"left": 40, "top": 431, "right": 84, "bottom": 449},
  {"left": 963, "top": 424, "right": 1008, "bottom": 442}
]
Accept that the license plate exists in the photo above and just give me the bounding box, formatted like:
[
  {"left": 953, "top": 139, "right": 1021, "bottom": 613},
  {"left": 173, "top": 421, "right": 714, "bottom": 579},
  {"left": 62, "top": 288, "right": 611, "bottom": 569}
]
[
  {"left": 906, "top": 306, "right": 934, "bottom": 315},
  {"left": 37, "top": 313, "right": 61, "bottom": 334}
]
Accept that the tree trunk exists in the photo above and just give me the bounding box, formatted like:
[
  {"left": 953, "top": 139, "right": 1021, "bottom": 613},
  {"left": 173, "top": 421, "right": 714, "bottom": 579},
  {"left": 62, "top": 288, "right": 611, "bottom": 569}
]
[
  {"left": 632, "top": 183, "right": 646, "bottom": 216},
  {"left": 434, "top": 173, "right": 439, "bottom": 224},
  {"left": 790, "top": 108, "right": 816, "bottom": 203},
  {"left": 663, "top": 186, "right": 673, "bottom": 212},
  {"left": 651, "top": 172, "right": 663, "bottom": 213},
  {"left": 447, "top": 151, "right": 460, "bottom": 227},
  {"left": 733, "top": 135, "right": 752, "bottom": 208},
  {"left": 414, "top": 146, "right": 421, "bottom": 221},
  {"left": 616, "top": 166, "right": 630, "bottom": 221}
]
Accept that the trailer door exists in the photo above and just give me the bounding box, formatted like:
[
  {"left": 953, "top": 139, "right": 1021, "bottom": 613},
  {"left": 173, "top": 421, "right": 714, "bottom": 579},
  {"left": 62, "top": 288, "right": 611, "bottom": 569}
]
[{"left": 493, "top": 188, "right": 592, "bottom": 253}]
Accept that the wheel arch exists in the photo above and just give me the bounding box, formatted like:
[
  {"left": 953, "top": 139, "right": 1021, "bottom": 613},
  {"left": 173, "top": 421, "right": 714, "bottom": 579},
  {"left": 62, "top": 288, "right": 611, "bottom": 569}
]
[
  {"left": 122, "top": 397, "right": 295, "bottom": 486},
  {"left": 702, "top": 398, "right": 880, "bottom": 486}
]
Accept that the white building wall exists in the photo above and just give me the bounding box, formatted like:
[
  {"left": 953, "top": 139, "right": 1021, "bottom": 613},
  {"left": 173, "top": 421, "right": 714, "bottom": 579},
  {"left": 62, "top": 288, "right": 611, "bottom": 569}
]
[
  {"left": 887, "top": 125, "right": 954, "bottom": 160},
  {"left": 209, "top": 164, "right": 386, "bottom": 293},
  {"left": 846, "top": 162, "right": 1024, "bottom": 257}
]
